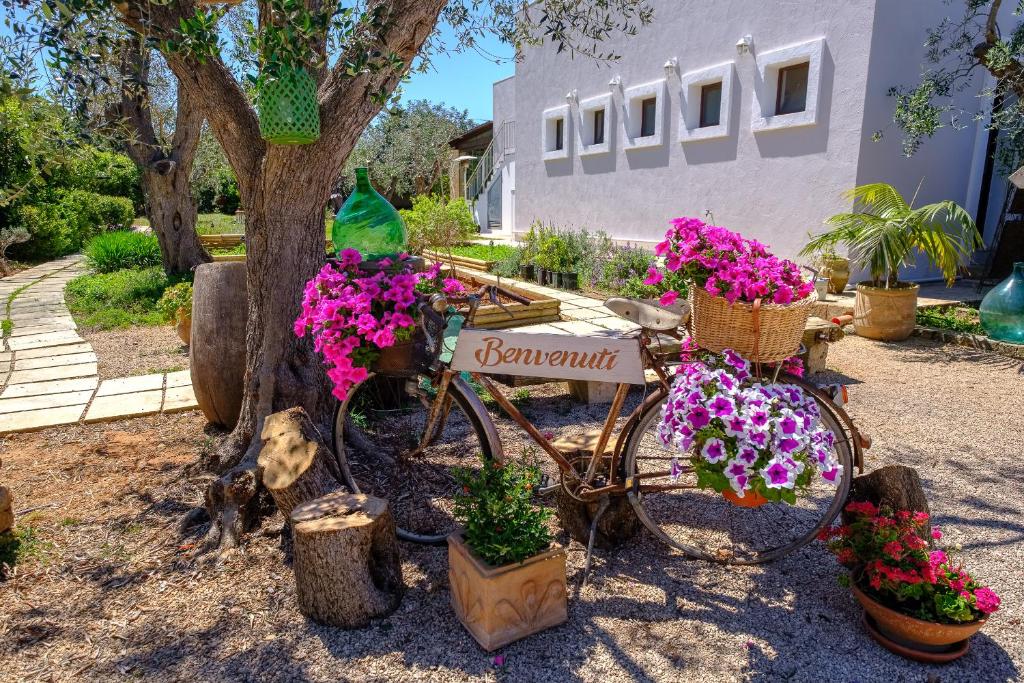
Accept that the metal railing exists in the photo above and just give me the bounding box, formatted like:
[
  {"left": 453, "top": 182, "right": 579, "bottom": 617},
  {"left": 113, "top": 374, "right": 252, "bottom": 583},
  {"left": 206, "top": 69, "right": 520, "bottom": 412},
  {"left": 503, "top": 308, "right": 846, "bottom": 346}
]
[{"left": 466, "top": 120, "right": 515, "bottom": 200}]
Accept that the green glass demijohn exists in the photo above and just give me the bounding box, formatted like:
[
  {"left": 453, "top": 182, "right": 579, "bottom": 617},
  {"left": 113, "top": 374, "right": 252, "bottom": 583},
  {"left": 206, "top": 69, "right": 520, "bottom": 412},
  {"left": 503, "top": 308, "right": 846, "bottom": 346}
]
[
  {"left": 979, "top": 262, "right": 1024, "bottom": 344},
  {"left": 332, "top": 167, "right": 408, "bottom": 260},
  {"left": 257, "top": 66, "right": 320, "bottom": 145}
]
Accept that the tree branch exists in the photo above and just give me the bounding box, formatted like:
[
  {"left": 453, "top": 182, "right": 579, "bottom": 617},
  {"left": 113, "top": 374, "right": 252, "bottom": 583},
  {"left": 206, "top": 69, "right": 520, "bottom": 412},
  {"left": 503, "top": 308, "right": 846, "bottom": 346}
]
[
  {"left": 986, "top": 0, "right": 1002, "bottom": 44},
  {"left": 170, "top": 81, "right": 204, "bottom": 167}
]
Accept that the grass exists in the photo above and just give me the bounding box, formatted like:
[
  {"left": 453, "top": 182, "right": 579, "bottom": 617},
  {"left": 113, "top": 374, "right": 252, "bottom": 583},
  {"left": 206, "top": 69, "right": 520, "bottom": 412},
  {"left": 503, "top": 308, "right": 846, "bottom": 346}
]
[
  {"left": 445, "top": 244, "right": 519, "bottom": 262},
  {"left": 916, "top": 305, "right": 985, "bottom": 335},
  {"left": 1, "top": 319, "right": 10, "bottom": 338},
  {"left": 197, "top": 213, "right": 244, "bottom": 235},
  {"left": 0, "top": 526, "right": 53, "bottom": 574},
  {"left": 66, "top": 267, "right": 182, "bottom": 330}
]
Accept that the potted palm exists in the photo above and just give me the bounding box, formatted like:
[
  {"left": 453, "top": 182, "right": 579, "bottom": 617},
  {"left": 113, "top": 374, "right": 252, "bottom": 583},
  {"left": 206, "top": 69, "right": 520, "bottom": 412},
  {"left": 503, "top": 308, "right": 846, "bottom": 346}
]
[
  {"left": 802, "top": 183, "right": 980, "bottom": 341},
  {"left": 820, "top": 501, "right": 1000, "bottom": 662},
  {"left": 448, "top": 457, "right": 566, "bottom": 652}
]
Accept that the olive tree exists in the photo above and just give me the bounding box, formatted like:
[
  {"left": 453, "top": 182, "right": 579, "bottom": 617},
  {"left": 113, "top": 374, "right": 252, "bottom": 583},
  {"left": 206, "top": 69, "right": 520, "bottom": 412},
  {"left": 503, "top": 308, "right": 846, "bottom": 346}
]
[{"left": 23, "top": 0, "right": 652, "bottom": 549}]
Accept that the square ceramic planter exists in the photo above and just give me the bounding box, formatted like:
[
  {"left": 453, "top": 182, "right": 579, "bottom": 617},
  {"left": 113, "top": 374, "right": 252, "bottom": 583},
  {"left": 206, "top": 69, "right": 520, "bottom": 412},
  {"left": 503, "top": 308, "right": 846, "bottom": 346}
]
[{"left": 448, "top": 533, "right": 567, "bottom": 651}]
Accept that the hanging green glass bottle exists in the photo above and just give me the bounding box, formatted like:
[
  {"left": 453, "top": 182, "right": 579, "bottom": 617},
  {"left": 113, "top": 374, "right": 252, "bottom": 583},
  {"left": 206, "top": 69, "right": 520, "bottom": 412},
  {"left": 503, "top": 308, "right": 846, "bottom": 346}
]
[
  {"left": 979, "top": 262, "right": 1024, "bottom": 343},
  {"left": 332, "top": 167, "right": 408, "bottom": 260}
]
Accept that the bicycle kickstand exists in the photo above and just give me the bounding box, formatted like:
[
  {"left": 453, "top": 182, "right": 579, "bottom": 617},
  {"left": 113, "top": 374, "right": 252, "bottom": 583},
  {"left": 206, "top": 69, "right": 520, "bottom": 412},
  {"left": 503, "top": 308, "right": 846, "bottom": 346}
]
[{"left": 578, "top": 495, "right": 611, "bottom": 590}]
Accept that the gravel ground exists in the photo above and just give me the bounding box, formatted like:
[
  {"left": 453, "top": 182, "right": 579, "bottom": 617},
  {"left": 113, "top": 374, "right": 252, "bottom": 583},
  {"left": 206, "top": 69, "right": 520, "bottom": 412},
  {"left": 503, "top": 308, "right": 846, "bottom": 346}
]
[
  {"left": 1, "top": 336, "right": 1022, "bottom": 682},
  {"left": 81, "top": 325, "right": 189, "bottom": 379}
]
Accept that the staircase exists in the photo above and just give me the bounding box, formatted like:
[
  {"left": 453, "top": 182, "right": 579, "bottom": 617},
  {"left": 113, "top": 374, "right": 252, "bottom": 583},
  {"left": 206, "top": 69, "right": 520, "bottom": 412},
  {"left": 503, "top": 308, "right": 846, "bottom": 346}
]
[{"left": 466, "top": 120, "right": 515, "bottom": 201}]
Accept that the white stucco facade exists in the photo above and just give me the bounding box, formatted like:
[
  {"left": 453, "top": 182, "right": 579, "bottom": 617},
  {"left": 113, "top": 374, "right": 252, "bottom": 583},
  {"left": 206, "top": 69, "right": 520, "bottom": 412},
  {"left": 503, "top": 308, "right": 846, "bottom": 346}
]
[{"left": 476, "top": 0, "right": 1011, "bottom": 272}]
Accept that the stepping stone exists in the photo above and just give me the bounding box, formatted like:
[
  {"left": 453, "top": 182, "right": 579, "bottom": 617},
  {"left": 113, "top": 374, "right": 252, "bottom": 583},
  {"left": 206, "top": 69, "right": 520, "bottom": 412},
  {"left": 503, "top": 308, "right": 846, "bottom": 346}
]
[
  {"left": 7, "top": 331, "right": 84, "bottom": 351},
  {"left": 549, "top": 320, "right": 610, "bottom": 335},
  {"left": 0, "top": 404, "right": 86, "bottom": 434},
  {"left": 163, "top": 384, "right": 198, "bottom": 413},
  {"left": 9, "top": 323, "right": 77, "bottom": 338},
  {"left": 85, "top": 390, "right": 162, "bottom": 423},
  {"left": 514, "top": 324, "right": 571, "bottom": 335},
  {"left": 15, "top": 342, "right": 92, "bottom": 359},
  {"left": 0, "top": 351, "right": 11, "bottom": 363},
  {"left": 165, "top": 370, "right": 192, "bottom": 388},
  {"left": 588, "top": 316, "right": 642, "bottom": 332},
  {"left": 562, "top": 307, "right": 608, "bottom": 321},
  {"left": 0, "top": 390, "right": 96, "bottom": 415},
  {"left": 96, "top": 374, "right": 164, "bottom": 397},
  {"left": 1, "top": 376, "right": 99, "bottom": 399},
  {"left": 14, "top": 352, "right": 97, "bottom": 371},
  {"left": 7, "top": 362, "right": 97, "bottom": 385}
]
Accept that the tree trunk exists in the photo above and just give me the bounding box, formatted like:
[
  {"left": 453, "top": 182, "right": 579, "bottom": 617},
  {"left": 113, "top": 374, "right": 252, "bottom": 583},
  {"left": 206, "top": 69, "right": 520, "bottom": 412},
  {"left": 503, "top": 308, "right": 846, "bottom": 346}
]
[
  {"left": 844, "top": 465, "right": 931, "bottom": 536},
  {"left": 142, "top": 167, "right": 211, "bottom": 275},
  {"left": 257, "top": 407, "right": 341, "bottom": 519},
  {"left": 291, "top": 491, "right": 404, "bottom": 628}
]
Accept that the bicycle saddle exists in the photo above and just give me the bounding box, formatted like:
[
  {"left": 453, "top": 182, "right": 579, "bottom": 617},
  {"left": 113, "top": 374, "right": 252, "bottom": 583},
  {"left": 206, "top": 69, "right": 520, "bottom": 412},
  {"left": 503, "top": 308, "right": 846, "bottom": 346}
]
[{"left": 604, "top": 297, "right": 690, "bottom": 332}]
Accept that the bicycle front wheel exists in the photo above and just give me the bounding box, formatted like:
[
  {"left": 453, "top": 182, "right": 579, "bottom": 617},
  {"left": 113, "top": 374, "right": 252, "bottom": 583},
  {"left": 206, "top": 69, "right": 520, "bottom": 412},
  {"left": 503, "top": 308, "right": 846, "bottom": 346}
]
[
  {"left": 623, "top": 378, "right": 854, "bottom": 564},
  {"left": 333, "top": 372, "right": 501, "bottom": 544}
]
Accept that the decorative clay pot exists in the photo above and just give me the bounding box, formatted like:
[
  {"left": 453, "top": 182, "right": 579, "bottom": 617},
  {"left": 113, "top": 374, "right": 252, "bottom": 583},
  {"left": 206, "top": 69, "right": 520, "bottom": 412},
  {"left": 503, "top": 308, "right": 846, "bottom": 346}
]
[
  {"left": 190, "top": 262, "right": 247, "bottom": 429},
  {"left": 723, "top": 489, "right": 769, "bottom": 508},
  {"left": 852, "top": 583, "right": 984, "bottom": 662},
  {"left": 853, "top": 283, "right": 919, "bottom": 341},
  {"left": 448, "top": 533, "right": 567, "bottom": 652},
  {"left": 175, "top": 308, "right": 191, "bottom": 346},
  {"left": 820, "top": 257, "right": 850, "bottom": 294}
]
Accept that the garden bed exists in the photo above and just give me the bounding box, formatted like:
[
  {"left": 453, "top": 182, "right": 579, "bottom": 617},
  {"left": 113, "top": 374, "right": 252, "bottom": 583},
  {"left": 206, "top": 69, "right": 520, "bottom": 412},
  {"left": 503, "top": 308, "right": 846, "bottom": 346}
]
[{"left": 450, "top": 268, "right": 561, "bottom": 329}]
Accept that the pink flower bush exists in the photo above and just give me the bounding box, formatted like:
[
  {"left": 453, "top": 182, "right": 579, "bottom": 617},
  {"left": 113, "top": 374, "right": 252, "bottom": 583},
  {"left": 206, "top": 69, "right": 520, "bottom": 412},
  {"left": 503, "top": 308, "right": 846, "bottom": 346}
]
[
  {"left": 820, "top": 502, "right": 1001, "bottom": 623},
  {"left": 653, "top": 217, "right": 815, "bottom": 306},
  {"left": 295, "top": 250, "right": 444, "bottom": 401},
  {"left": 657, "top": 349, "right": 842, "bottom": 504}
]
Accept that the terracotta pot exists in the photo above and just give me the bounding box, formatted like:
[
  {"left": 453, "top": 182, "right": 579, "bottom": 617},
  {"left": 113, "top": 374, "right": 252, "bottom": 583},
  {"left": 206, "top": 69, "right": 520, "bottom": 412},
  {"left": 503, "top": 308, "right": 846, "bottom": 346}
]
[
  {"left": 723, "top": 489, "right": 769, "bottom": 508},
  {"left": 852, "top": 583, "right": 985, "bottom": 659},
  {"left": 853, "top": 283, "right": 920, "bottom": 341},
  {"left": 820, "top": 257, "right": 850, "bottom": 294},
  {"left": 175, "top": 308, "right": 191, "bottom": 346},
  {"left": 448, "top": 533, "right": 567, "bottom": 652}
]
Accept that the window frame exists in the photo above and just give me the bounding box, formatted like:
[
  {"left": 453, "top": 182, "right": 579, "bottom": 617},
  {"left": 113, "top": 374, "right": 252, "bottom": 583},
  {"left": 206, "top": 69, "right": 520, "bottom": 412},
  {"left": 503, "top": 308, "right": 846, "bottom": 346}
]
[
  {"left": 699, "top": 82, "right": 723, "bottom": 128},
  {"left": 774, "top": 62, "right": 810, "bottom": 116},
  {"left": 576, "top": 93, "right": 612, "bottom": 157},
  {"left": 679, "top": 62, "right": 736, "bottom": 143},
  {"left": 751, "top": 37, "right": 825, "bottom": 133},
  {"left": 593, "top": 109, "right": 605, "bottom": 145},
  {"left": 541, "top": 104, "right": 571, "bottom": 161},
  {"left": 623, "top": 79, "right": 667, "bottom": 150}
]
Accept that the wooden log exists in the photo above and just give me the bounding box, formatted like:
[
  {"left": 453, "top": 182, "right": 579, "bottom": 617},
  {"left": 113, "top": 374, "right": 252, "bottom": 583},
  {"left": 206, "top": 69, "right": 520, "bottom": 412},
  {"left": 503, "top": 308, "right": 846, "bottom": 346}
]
[
  {"left": 845, "top": 464, "right": 931, "bottom": 535},
  {"left": 258, "top": 408, "right": 342, "bottom": 519},
  {"left": 0, "top": 485, "right": 13, "bottom": 534},
  {"left": 291, "top": 492, "right": 404, "bottom": 628}
]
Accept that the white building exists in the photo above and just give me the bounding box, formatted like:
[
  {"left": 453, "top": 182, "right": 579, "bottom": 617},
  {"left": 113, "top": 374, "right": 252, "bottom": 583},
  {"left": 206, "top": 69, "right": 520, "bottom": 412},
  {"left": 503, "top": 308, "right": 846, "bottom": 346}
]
[{"left": 462, "top": 0, "right": 1015, "bottom": 277}]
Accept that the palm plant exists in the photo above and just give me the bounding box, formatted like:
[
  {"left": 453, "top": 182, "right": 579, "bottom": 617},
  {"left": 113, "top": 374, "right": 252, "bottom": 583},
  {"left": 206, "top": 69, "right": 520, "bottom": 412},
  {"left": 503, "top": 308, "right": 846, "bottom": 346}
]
[{"left": 801, "top": 182, "right": 981, "bottom": 287}]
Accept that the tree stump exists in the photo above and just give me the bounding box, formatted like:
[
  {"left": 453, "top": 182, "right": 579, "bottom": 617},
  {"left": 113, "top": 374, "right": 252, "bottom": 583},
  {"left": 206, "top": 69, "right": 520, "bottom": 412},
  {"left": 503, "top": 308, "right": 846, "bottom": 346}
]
[
  {"left": 845, "top": 465, "right": 931, "bottom": 534},
  {"left": 554, "top": 486, "right": 640, "bottom": 550},
  {"left": 258, "top": 407, "right": 341, "bottom": 519},
  {"left": 291, "top": 492, "right": 403, "bottom": 628},
  {"left": 0, "top": 485, "right": 13, "bottom": 534}
]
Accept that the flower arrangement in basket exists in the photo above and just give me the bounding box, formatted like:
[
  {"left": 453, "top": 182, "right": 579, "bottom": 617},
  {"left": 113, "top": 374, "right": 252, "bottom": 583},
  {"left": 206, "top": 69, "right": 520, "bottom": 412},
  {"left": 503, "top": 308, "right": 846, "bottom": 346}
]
[
  {"left": 648, "top": 217, "right": 817, "bottom": 362},
  {"left": 657, "top": 348, "right": 842, "bottom": 506},
  {"left": 819, "top": 501, "right": 1000, "bottom": 659},
  {"left": 294, "top": 248, "right": 463, "bottom": 400}
]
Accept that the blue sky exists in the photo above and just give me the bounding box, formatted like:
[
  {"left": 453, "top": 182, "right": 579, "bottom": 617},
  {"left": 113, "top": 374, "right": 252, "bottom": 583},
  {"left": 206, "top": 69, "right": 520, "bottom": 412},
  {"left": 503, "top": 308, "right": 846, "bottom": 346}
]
[{"left": 397, "top": 26, "right": 514, "bottom": 124}]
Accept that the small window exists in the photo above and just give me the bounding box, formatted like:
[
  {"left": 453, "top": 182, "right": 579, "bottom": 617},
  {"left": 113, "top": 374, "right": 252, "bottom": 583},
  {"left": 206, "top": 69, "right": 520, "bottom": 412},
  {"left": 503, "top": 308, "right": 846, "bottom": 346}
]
[
  {"left": 554, "top": 118, "right": 564, "bottom": 150},
  {"left": 699, "top": 82, "right": 722, "bottom": 128},
  {"left": 640, "top": 97, "right": 657, "bottom": 137},
  {"left": 593, "top": 109, "right": 605, "bottom": 145},
  {"left": 775, "top": 62, "right": 809, "bottom": 116}
]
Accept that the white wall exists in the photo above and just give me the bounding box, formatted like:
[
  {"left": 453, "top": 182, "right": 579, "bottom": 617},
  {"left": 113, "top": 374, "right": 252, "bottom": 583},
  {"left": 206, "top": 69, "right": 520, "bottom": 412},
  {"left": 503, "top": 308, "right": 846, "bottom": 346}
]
[{"left": 493, "top": 75, "right": 516, "bottom": 129}]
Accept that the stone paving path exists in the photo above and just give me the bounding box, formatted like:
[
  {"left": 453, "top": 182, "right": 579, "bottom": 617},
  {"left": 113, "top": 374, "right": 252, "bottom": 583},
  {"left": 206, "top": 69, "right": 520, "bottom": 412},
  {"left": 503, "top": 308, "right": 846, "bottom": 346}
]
[{"left": 0, "top": 257, "right": 198, "bottom": 435}]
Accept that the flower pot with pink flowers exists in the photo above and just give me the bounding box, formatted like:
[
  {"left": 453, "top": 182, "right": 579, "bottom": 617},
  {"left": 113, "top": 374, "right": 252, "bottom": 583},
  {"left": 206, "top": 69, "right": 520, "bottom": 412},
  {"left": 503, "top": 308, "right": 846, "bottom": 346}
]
[
  {"left": 820, "top": 501, "right": 1001, "bottom": 663},
  {"left": 645, "top": 218, "right": 817, "bottom": 364}
]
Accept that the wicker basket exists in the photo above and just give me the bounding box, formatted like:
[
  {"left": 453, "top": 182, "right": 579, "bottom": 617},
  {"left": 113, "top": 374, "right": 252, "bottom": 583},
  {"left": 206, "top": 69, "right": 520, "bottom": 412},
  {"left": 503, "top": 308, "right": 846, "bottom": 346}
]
[{"left": 689, "top": 286, "right": 817, "bottom": 363}]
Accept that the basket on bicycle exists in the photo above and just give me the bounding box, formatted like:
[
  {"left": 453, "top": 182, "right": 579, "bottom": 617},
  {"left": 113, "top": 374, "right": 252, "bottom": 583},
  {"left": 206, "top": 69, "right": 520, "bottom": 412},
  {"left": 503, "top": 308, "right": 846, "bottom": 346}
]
[{"left": 688, "top": 286, "right": 817, "bottom": 363}]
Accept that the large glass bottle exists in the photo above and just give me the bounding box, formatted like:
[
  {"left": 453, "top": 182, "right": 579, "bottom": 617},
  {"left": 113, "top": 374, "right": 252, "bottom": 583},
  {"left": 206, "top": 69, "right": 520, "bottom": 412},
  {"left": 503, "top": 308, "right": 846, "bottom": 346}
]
[
  {"left": 979, "top": 262, "right": 1024, "bottom": 343},
  {"left": 331, "top": 167, "right": 407, "bottom": 260}
]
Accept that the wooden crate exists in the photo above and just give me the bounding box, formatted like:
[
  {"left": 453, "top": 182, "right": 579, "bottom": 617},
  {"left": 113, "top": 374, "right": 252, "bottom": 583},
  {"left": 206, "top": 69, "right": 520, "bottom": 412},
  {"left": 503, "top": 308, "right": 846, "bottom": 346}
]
[
  {"left": 423, "top": 250, "right": 496, "bottom": 273},
  {"left": 452, "top": 269, "right": 561, "bottom": 329}
]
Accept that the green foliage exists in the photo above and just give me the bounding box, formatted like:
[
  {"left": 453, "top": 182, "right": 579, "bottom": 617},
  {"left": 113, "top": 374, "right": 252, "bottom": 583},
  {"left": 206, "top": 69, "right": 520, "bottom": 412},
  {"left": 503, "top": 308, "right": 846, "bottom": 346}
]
[
  {"left": 192, "top": 129, "right": 240, "bottom": 214},
  {"left": 453, "top": 456, "right": 552, "bottom": 567},
  {"left": 1, "top": 526, "right": 53, "bottom": 575},
  {"left": 85, "top": 231, "right": 162, "bottom": 273},
  {"left": 65, "top": 267, "right": 181, "bottom": 329},
  {"left": 400, "top": 195, "right": 477, "bottom": 254},
  {"left": 448, "top": 243, "right": 519, "bottom": 262},
  {"left": 157, "top": 281, "right": 194, "bottom": 322},
  {"left": 63, "top": 149, "right": 142, "bottom": 207},
  {"left": 196, "top": 213, "right": 244, "bottom": 235},
  {"left": 802, "top": 183, "right": 981, "bottom": 286},
  {"left": 916, "top": 305, "right": 984, "bottom": 335},
  {"left": 1, "top": 319, "right": 11, "bottom": 337},
  {"left": 493, "top": 246, "right": 526, "bottom": 278}
]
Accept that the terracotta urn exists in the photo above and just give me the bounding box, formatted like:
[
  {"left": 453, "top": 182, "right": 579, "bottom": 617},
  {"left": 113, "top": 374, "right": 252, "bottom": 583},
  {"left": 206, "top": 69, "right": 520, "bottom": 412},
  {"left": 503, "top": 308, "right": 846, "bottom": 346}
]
[
  {"left": 820, "top": 257, "right": 850, "bottom": 294},
  {"left": 723, "top": 489, "right": 769, "bottom": 508},
  {"left": 448, "top": 533, "right": 567, "bottom": 651},
  {"left": 853, "top": 283, "right": 920, "bottom": 341},
  {"left": 175, "top": 308, "right": 191, "bottom": 346},
  {"left": 852, "top": 583, "right": 985, "bottom": 662}
]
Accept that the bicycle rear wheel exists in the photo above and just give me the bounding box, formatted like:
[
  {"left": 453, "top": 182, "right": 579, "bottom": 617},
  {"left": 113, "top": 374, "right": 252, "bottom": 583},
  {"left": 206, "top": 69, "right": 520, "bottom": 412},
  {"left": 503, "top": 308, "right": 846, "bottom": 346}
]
[
  {"left": 333, "top": 372, "right": 501, "bottom": 544},
  {"left": 623, "top": 376, "right": 854, "bottom": 564}
]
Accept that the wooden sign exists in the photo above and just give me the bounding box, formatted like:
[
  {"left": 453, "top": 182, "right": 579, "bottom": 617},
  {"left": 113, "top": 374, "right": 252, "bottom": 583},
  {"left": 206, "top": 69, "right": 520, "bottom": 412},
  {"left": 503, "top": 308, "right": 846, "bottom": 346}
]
[{"left": 451, "top": 329, "right": 646, "bottom": 384}]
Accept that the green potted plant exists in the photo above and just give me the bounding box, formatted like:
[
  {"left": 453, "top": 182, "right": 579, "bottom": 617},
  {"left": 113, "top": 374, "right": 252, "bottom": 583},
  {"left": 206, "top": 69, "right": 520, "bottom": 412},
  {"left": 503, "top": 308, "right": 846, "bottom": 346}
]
[
  {"left": 802, "top": 183, "right": 980, "bottom": 341},
  {"left": 821, "top": 501, "right": 1000, "bottom": 662},
  {"left": 518, "top": 226, "right": 537, "bottom": 281},
  {"left": 535, "top": 232, "right": 562, "bottom": 288},
  {"left": 157, "top": 281, "right": 194, "bottom": 345},
  {"left": 448, "top": 457, "right": 566, "bottom": 652}
]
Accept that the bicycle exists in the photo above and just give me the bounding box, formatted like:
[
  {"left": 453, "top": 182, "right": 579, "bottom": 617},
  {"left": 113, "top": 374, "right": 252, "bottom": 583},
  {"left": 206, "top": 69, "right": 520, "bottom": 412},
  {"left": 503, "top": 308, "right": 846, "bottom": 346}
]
[{"left": 332, "top": 282, "right": 866, "bottom": 565}]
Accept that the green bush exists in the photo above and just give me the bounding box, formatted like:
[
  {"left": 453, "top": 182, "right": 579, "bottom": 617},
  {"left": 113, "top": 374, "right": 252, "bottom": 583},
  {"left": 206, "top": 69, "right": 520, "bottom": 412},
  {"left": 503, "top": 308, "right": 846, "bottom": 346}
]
[
  {"left": 493, "top": 246, "right": 525, "bottom": 278},
  {"left": 10, "top": 203, "right": 72, "bottom": 261},
  {"left": 157, "top": 281, "right": 194, "bottom": 322},
  {"left": 65, "top": 267, "right": 179, "bottom": 329},
  {"left": 56, "top": 189, "right": 134, "bottom": 248},
  {"left": 400, "top": 195, "right": 477, "bottom": 254},
  {"left": 84, "top": 231, "right": 163, "bottom": 273}
]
